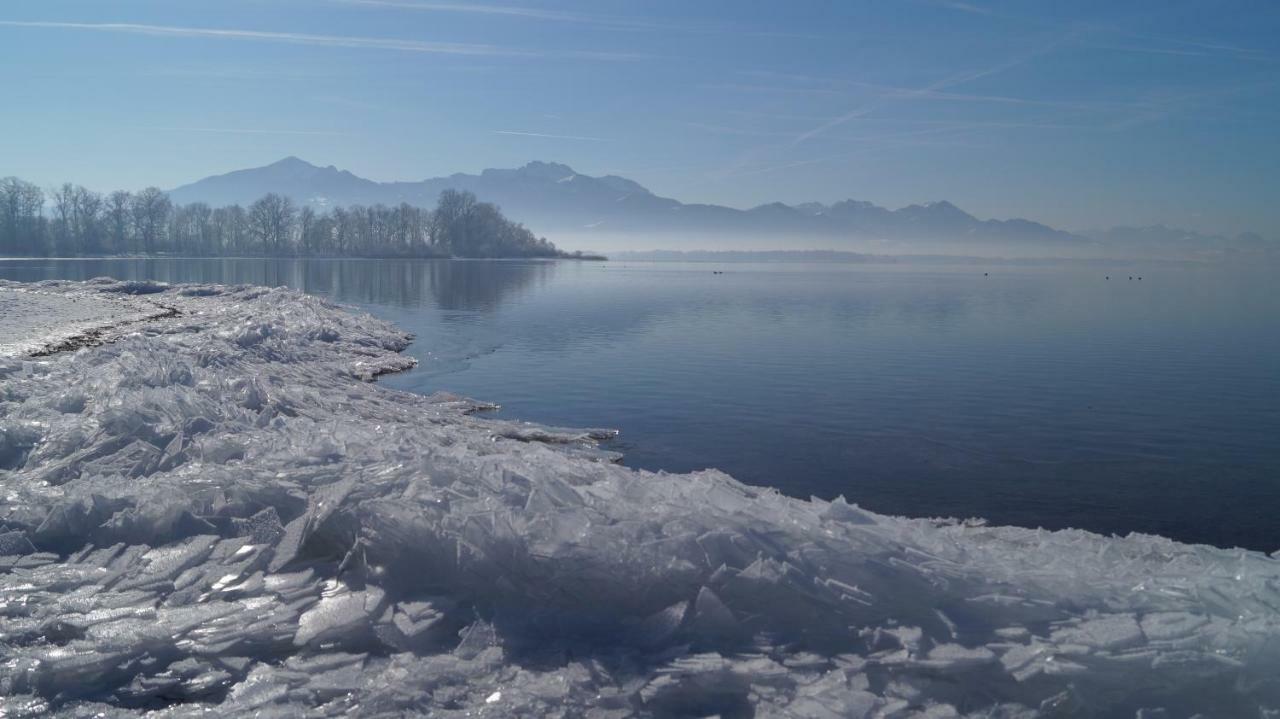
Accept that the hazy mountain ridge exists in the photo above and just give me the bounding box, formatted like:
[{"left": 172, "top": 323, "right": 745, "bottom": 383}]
[
  {"left": 1080, "top": 225, "right": 1272, "bottom": 254},
  {"left": 169, "top": 158, "right": 1275, "bottom": 258}
]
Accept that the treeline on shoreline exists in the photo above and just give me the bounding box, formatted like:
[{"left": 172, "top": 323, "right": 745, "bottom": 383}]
[{"left": 0, "top": 177, "right": 602, "bottom": 259}]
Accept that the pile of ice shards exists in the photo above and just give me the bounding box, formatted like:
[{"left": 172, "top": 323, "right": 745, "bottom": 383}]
[{"left": 1, "top": 279, "right": 1277, "bottom": 717}]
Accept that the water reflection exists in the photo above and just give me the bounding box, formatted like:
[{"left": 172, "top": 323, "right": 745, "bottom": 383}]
[{"left": 427, "top": 260, "right": 553, "bottom": 312}]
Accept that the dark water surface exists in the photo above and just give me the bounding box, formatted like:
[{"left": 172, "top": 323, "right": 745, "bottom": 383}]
[{"left": 3, "top": 257, "right": 1277, "bottom": 550}]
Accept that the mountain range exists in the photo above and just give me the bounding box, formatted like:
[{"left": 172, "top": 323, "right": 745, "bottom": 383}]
[{"left": 169, "top": 157, "right": 1273, "bottom": 258}]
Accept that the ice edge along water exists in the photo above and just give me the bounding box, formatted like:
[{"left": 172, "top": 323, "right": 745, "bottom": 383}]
[{"left": 0, "top": 279, "right": 1277, "bottom": 718}]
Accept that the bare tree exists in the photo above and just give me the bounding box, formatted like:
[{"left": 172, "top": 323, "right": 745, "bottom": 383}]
[
  {"left": 430, "top": 189, "right": 477, "bottom": 255},
  {"left": 130, "top": 187, "right": 172, "bottom": 254},
  {"left": 51, "top": 184, "right": 77, "bottom": 255},
  {"left": 1, "top": 178, "right": 46, "bottom": 256},
  {"left": 71, "top": 186, "right": 104, "bottom": 254},
  {"left": 227, "top": 205, "right": 249, "bottom": 254},
  {"left": 106, "top": 190, "right": 132, "bottom": 254},
  {"left": 298, "top": 206, "right": 316, "bottom": 256},
  {"left": 331, "top": 207, "right": 350, "bottom": 256},
  {"left": 171, "top": 203, "right": 213, "bottom": 255},
  {"left": 190, "top": 202, "right": 213, "bottom": 255},
  {"left": 249, "top": 193, "right": 296, "bottom": 255}
]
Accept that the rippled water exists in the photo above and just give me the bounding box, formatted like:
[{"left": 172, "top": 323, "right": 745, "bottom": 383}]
[{"left": 2, "top": 257, "right": 1277, "bottom": 549}]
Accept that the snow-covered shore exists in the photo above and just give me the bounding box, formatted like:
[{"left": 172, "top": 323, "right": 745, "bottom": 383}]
[{"left": 1, "top": 279, "right": 1277, "bottom": 717}]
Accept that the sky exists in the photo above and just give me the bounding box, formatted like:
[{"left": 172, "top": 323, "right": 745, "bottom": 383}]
[{"left": 1, "top": 0, "right": 1278, "bottom": 236}]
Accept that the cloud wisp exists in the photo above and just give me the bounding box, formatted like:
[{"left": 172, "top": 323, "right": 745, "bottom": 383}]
[
  {"left": 147, "top": 127, "right": 351, "bottom": 136},
  {"left": 916, "top": 1, "right": 1277, "bottom": 63},
  {"left": 339, "top": 1, "right": 608, "bottom": 25},
  {"left": 0, "top": 20, "right": 644, "bottom": 61},
  {"left": 715, "top": 123, "right": 1004, "bottom": 180},
  {"left": 492, "top": 130, "right": 613, "bottom": 142},
  {"left": 788, "top": 43, "right": 1058, "bottom": 147},
  {"left": 734, "top": 70, "right": 1153, "bottom": 114},
  {"left": 336, "top": 0, "right": 817, "bottom": 38}
]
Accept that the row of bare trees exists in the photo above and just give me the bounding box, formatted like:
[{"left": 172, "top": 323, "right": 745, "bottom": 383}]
[{"left": 1, "top": 179, "right": 579, "bottom": 259}]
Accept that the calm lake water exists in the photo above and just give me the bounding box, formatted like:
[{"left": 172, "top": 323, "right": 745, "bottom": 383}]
[{"left": 2, "top": 257, "right": 1278, "bottom": 550}]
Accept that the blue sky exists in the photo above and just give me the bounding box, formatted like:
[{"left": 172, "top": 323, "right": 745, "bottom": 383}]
[{"left": 2, "top": 0, "right": 1277, "bottom": 236}]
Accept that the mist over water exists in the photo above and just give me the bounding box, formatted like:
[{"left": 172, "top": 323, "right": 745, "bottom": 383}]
[{"left": 3, "top": 257, "right": 1277, "bottom": 550}]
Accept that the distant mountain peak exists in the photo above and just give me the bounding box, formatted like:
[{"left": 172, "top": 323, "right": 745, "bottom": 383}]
[
  {"left": 749, "top": 202, "right": 801, "bottom": 216},
  {"left": 519, "top": 160, "right": 577, "bottom": 178},
  {"left": 269, "top": 156, "right": 318, "bottom": 169},
  {"left": 904, "top": 200, "right": 968, "bottom": 215},
  {"left": 923, "top": 200, "right": 961, "bottom": 212}
]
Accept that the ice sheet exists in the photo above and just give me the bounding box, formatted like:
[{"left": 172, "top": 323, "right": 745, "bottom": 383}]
[
  {"left": 0, "top": 278, "right": 1277, "bottom": 717},
  {"left": 0, "top": 284, "right": 164, "bottom": 358}
]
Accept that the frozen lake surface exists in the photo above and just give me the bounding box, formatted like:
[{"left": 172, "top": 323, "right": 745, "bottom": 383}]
[
  {"left": 1, "top": 278, "right": 1278, "bottom": 716},
  {"left": 2, "top": 258, "right": 1277, "bottom": 551}
]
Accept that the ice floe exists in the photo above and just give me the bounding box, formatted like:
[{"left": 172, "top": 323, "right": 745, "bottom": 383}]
[{"left": 0, "top": 279, "right": 1278, "bottom": 717}]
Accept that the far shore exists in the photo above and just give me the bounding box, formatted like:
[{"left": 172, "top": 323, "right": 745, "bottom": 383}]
[{"left": 4, "top": 251, "right": 1265, "bottom": 267}]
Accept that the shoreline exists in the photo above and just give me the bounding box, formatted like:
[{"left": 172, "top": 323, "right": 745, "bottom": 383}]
[
  {"left": 0, "top": 253, "right": 609, "bottom": 263},
  {"left": 1, "top": 279, "right": 1277, "bottom": 715}
]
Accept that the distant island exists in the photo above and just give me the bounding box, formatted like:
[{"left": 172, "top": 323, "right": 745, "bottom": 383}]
[
  {"left": 0, "top": 176, "right": 603, "bottom": 260},
  {"left": 163, "top": 157, "right": 1275, "bottom": 261}
]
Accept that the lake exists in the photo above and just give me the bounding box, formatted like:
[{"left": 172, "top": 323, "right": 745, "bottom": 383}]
[{"left": 2, "top": 257, "right": 1277, "bottom": 550}]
